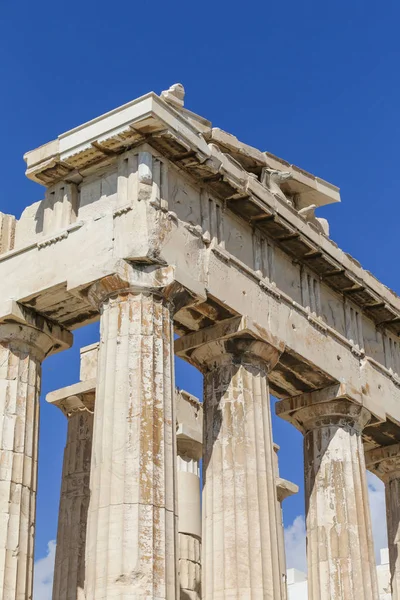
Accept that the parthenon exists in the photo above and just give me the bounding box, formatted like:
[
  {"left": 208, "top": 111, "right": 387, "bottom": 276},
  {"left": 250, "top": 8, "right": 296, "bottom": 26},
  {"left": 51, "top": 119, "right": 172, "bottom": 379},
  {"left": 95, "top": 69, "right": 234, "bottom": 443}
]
[{"left": 0, "top": 83, "right": 399, "bottom": 599}]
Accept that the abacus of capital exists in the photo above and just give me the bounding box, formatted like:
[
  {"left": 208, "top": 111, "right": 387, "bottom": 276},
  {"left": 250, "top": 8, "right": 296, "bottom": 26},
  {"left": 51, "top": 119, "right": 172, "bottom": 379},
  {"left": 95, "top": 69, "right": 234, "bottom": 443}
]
[{"left": 0, "top": 83, "right": 399, "bottom": 600}]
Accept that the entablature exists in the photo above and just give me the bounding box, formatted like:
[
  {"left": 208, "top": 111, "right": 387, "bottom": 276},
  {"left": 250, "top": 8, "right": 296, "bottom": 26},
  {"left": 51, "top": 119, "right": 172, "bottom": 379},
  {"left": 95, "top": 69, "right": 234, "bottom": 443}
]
[
  {"left": 19, "top": 85, "right": 400, "bottom": 340},
  {"left": 0, "top": 84, "right": 398, "bottom": 450}
]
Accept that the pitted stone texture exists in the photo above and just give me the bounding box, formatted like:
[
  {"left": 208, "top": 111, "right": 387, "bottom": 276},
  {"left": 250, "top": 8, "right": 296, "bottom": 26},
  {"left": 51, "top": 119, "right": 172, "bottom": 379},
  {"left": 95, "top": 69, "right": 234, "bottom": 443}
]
[
  {"left": 84, "top": 291, "right": 178, "bottom": 600},
  {"left": 52, "top": 409, "right": 93, "bottom": 600},
  {"left": 0, "top": 323, "right": 54, "bottom": 600},
  {"left": 299, "top": 400, "right": 378, "bottom": 600},
  {"left": 197, "top": 342, "right": 283, "bottom": 600},
  {"left": 366, "top": 442, "right": 400, "bottom": 600}
]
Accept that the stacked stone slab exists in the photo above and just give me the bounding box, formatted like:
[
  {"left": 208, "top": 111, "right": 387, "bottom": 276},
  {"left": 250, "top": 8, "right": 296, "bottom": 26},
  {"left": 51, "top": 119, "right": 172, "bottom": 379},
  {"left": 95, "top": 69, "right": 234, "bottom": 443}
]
[{"left": 0, "top": 84, "right": 399, "bottom": 599}]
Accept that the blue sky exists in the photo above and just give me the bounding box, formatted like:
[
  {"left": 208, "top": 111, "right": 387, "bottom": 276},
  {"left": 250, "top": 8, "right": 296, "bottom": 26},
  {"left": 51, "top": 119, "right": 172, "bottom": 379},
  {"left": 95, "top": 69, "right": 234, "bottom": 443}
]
[{"left": 1, "top": 0, "right": 399, "bottom": 596}]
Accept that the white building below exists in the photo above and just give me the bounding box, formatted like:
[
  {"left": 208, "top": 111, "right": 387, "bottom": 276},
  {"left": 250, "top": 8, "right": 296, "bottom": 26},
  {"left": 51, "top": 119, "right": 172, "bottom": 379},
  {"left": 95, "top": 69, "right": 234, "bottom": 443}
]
[{"left": 288, "top": 549, "right": 392, "bottom": 599}]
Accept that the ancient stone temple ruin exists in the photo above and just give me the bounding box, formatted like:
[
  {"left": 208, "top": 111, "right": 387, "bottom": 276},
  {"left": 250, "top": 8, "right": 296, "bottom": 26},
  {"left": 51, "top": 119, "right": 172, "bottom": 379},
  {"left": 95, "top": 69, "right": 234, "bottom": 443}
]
[{"left": 0, "top": 83, "right": 399, "bottom": 600}]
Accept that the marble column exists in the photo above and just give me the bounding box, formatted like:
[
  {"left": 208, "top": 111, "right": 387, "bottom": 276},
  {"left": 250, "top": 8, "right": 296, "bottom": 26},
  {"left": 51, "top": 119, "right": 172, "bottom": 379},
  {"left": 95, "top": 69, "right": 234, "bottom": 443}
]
[
  {"left": 176, "top": 390, "right": 202, "bottom": 600},
  {"left": 276, "top": 391, "right": 379, "bottom": 600},
  {"left": 177, "top": 453, "right": 201, "bottom": 600},
  {"left": 0, "top": 308, "right": 71, "bottom": 600},
  {"left": 53, "top": 401, "right": 93, "bottom": 600},
  {"left": 188, "top": 335, "right": 283, "bottom": 600},
  {"left": 47, "top": 343, "right": 97, "bottom": 600},
  {"left": 366, "top": 442, "right": 400, "bottom": 600},
  {"left": 85, "top": 285, "right": 178, "bottom": 600},
  {"left": 273, "top": 444, "right": 298, "bottom": 600}
]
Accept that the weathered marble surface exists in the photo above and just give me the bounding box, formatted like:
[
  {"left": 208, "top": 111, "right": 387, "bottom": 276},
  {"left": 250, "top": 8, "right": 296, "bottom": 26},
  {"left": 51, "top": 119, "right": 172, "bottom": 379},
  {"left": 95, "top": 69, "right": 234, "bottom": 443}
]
[
  {"left": 47, "top": 344, "right": 95, "bottom": 600},
  {"left": 176, "top": 390, "right": 202, "bottom": 600},
  {"left": 0, "top": 308, "right": 71, "bottom": 600},
  {"left": 273, "top": 444, "right": 298, "bottom": 600},
  {"left": 0, "top": 83, "right": 399, "bottom": 600},
  {"left": 187, "top": 337, "right": 283, "bottom": 600},
  {"left": 366, "top": 443, "right": 400, "bottom": 600},
  {"left": 0, "top": 83, "right": 397, "bottom": 425},
  {"left": 277, "top": 393, "right": 379, "bottom": 600},
  {"left": 52, "top": 408, "right": 93, "bottom": 600},
  {"left": 84, "top": 288, "right": 178, "bottom": 600}
]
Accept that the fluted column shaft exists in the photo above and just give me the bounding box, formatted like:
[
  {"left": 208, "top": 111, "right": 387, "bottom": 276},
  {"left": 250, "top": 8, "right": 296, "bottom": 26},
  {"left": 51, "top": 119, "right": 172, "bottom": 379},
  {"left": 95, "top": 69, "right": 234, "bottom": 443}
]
[
  {"left": 272, "top": 445, "right": 286, "bottom": 600},
  {"left": 52, "top": 406, "right": 93, "bottom": 600},
  {"left": 301, "top": 401, "right": 378, "bottom": 600},
  {"left": 177, "top": 444, "right": 201, "bottom": 600},
  {"left": 274, "top": 494, "right": 287, "bottom": 600},
  {"left": 194, "top": 340, "right": 282, "bottom": 600},
  {"left": 0, "top": 322, "right": 55, "bottom": 600},
  {"left": 85, "top": 290, "right": 178, "bottom": 600},
  {"left": 273, "top": 445, "right": 298, "bottom": 600},
  {"left": 366, "top": 442, "right": 400, "bottom": 600}
]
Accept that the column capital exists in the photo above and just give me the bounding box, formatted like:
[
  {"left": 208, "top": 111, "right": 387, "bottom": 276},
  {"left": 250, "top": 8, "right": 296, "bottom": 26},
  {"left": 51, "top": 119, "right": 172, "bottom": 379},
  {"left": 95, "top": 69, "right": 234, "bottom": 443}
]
[
  {"left": 86, "top": 263, "right": 204, "bottom": 316},
  {"left": 0, "top": 300, "right": 72, "bottom": 358},
  {"left": 47, "top": 381, "right": 95, "bottom": 417},
  {"left": 276, "top": 383, "right": 372, "bottom": 434},
  {"left": 276, "top": 477, "right": 299, "bottom": 503},
  {"left": 175, "top": 315, "right": 284, "bottom": 373},
  {"left": 365, "top": 442, "right": 400, "bottom": 482},
  {"left": 200, "top": 323, "right": 284, "bottom": 597}
]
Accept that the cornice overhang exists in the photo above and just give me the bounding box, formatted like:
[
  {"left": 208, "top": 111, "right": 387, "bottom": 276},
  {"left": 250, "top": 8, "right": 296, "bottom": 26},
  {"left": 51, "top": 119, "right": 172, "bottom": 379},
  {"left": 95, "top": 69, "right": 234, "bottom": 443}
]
[
  {"left": 24, "top": 92, "right": 211, "bottom": 185},
  {"left": 22, "top": 89, "right": 400, "bottom": 335}
]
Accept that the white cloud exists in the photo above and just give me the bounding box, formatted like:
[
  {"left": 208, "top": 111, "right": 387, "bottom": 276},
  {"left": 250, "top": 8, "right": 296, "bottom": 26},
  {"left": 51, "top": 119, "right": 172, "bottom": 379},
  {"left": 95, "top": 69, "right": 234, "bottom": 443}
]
[
  {"left": 284, "top": 472, "right": 388, "bottom": 573},
  {"left": 285, "top": 515, "right": 307, "bottom": 573},
  {"left": 33, "top": 540, "right": 56, "bottom": 600},
  {"left": 367, "top": 471, "right": 388, "bottom": 563}
]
